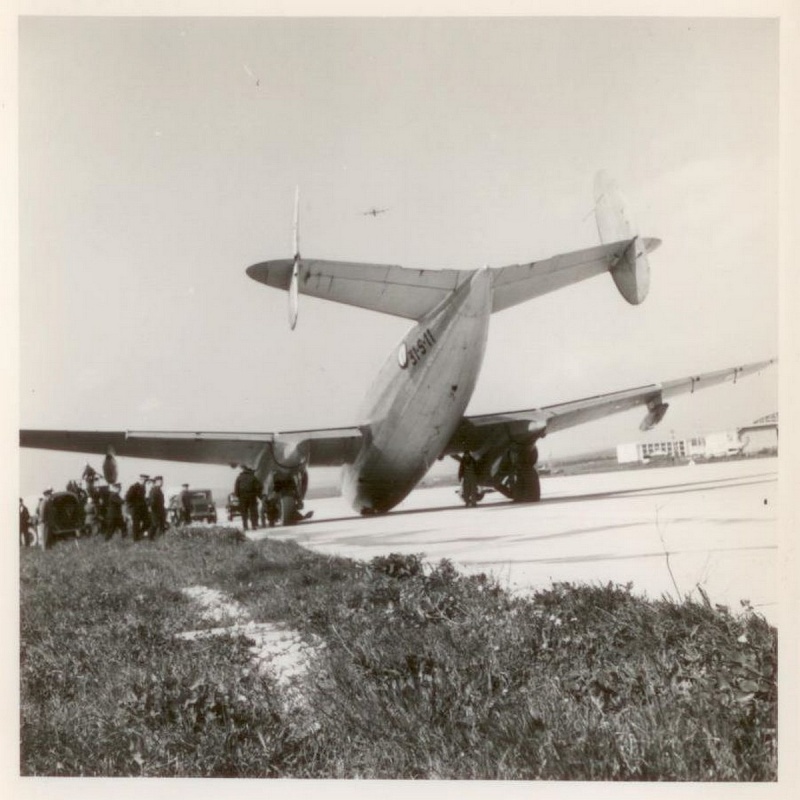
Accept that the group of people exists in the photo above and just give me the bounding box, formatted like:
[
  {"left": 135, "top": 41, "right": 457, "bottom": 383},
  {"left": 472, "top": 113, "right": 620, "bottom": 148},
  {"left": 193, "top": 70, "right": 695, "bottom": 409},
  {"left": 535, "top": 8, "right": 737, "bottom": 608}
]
[
  {"left": 234, "top": 465, "right": 311, "bottom": 529},
  {"left": 20, "top": 467, "right": 197, "bottom": 547},
  {"left": 120, "top": 473, "right": 168, "bottom": 541}
]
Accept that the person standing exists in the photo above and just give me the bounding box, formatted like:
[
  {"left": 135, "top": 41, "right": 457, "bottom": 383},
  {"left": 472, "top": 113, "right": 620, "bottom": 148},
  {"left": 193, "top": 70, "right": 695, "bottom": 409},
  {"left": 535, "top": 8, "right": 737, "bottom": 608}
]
[
  {"left": 82, "top": 463, "right": 99, "bottom": 489},
  {"left": 36, "top": 488, "right": 55, "bottom": 549},
  {"left": 179, "top": 483, "right": 192, "bottom": 526},
  {"left": 125, "top": 474, "right": 150, "bottom": 541},
  {"left": 148, "top": 475, "right": 166, "bottom": 539},
  {"left": 234, "top": 466, "right": 261, "bottom": 531},
  {"left": 104, "top": 483, "right": 127, "bottom": 540},
  {"left": 458, "top": 452, "right": 480, "bottom": 507},
  {"left": 19, "top": 499, "right": 32, "bottom": 546},
  {"left": 83, "top": 496, "right": 100, "bottom": 537}
]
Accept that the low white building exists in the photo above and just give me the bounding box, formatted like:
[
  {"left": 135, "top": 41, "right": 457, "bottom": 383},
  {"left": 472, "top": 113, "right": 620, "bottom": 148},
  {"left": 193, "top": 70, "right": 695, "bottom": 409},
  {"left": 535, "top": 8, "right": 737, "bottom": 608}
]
[
  {"left": 616, "top": 436, "right": 690, "bottom": 464},
  {"left": 616, "top": 415, "right": 778, "bottom": 464}
]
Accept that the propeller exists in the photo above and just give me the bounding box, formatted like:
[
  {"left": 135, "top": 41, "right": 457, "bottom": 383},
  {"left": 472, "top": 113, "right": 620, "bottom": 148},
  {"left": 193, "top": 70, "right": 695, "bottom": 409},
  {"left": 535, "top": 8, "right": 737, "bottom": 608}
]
[{"left": 289, "top": 186, "right": 300, "bottom": 330}]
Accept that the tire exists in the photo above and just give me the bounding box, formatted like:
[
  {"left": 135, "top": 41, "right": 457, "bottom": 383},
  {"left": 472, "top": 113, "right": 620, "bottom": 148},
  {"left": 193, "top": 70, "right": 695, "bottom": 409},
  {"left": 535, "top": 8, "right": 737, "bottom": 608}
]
[
  {"left": 528, "top": 468, "right": 541, "bottom": 502},
  {"left": 512, "top": 466, "right": 541, "bottom": 503},
  {"left": 279, "top": 493, "right": 297, "bottom": 526}
]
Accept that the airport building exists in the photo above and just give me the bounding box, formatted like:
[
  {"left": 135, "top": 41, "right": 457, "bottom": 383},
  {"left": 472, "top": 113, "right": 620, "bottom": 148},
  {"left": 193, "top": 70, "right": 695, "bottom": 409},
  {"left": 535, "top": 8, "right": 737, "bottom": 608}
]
[{"left": 616, "top": 414, "right": 778, "bottom": 464}]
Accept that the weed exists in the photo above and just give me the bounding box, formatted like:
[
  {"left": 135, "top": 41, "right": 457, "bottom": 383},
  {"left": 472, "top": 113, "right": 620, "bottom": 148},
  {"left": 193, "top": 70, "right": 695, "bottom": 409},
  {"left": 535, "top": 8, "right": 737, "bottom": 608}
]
[{"left": 20, "top": 537, "right": 777, "bottom": 779}]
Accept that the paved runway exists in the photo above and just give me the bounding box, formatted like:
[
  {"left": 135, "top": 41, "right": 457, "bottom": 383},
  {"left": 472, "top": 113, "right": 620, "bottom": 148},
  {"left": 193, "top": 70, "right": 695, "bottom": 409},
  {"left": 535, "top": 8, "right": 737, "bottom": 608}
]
[{"left": 244, "top": 457, "right": 780, "bottom": 624}]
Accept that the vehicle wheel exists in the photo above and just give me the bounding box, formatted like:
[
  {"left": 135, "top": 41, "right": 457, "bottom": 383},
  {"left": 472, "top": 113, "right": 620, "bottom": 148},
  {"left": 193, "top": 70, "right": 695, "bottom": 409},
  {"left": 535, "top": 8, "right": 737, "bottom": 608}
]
[{"left": 279, "top": 493, "right": 297, "bottom": 526}]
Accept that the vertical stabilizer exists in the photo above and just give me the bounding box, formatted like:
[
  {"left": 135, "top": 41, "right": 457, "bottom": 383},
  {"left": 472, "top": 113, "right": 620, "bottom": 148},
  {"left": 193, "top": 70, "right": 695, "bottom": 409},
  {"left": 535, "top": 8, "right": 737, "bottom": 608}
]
[{"left": 594, "top": 171, "right": 651, "bottom": 305}]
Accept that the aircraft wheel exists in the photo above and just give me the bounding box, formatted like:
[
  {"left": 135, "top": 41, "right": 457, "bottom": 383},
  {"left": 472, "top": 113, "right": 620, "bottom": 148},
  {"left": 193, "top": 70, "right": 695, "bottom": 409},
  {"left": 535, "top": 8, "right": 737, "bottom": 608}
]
[
  {"left": 512, "top": 466, "right": 541, "bottom": 503},
  {"left": 529, "top": 468, "right": 541, "bottom": 502},
  {"left": 279, "top": 493, "right": 297, "bottom": 526}
]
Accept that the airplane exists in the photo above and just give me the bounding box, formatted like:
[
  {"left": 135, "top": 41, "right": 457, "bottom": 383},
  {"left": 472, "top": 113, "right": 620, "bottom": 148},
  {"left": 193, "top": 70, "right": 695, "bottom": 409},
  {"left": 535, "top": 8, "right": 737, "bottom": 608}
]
[
  {"left": 362, "top": 207, "right": 387, "bottom": 217},
  {"left": 20, "top": 173, "right": 776, "bottom": 524},
  {"left": 242, "top": 63, "right": 260, "bottom": 87}
]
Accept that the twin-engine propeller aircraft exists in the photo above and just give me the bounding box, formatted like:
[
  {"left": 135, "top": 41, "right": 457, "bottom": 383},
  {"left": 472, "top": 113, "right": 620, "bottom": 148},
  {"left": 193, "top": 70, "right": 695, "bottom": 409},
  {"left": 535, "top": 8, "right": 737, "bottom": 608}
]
[{"left": 20, "top": 174, "right": 775, "bottom": 523}]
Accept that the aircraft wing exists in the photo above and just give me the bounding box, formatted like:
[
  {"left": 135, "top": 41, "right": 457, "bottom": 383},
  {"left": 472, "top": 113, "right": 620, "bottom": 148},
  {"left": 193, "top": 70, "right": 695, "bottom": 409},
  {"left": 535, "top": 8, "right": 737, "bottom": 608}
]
[
  {"left": 19, "top": 426, "right": 364, "bottom": 470},
  {"left": 443, "top": 359, "right": 777, "bottom": 455}
]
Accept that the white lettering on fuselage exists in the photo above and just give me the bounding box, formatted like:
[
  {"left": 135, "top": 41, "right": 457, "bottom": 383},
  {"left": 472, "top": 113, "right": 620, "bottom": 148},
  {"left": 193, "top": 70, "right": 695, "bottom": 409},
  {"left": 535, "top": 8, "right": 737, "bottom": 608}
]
[{"left": 399, "top": 328, "right": 437, "bottom": 370}]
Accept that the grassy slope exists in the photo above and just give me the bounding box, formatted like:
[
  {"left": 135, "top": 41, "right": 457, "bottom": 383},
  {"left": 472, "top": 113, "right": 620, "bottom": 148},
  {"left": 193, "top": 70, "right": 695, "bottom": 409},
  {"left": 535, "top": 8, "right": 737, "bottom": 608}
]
[{"left": 19, "top": 527, "right": 777, "bottom": 779}]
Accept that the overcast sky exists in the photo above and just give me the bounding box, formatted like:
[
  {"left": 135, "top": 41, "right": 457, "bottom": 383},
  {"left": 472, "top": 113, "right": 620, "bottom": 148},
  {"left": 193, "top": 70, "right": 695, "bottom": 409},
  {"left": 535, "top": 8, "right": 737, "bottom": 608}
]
[{"left": 17, "top": 14, "right": 779, "bottom": 497}]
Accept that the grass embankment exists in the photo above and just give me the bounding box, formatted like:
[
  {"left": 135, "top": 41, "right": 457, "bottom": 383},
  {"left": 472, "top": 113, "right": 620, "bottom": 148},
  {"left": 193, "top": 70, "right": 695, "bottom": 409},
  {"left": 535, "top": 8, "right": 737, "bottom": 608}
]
[{"left": 20, "top": 527, "right": 777, "bottom": 779}]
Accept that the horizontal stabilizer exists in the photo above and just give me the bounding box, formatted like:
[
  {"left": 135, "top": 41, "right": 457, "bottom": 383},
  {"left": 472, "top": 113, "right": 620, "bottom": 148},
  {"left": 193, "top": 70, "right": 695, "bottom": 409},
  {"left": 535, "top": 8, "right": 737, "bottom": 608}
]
[
  {"left": 489, "top": 237, "right": 660, "bottom": 313},
  {"left": 248, "top": 174, "right": 659, "bottom": 319},
  {"left": 247, "top": 259, "right": 463, "bottom": 320},
  {"left": 247, "top": 235, "right": 661, "bottom": 322}
]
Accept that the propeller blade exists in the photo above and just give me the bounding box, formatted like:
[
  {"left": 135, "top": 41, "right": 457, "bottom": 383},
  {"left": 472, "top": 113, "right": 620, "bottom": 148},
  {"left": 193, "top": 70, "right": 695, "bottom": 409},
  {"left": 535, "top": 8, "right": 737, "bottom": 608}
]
[
  {"left": 289, "top": 257, "right": 299, "bottom": 330},
  {"left": 289, "top": 186, "right": 300, "bottom": 329},
  {"left": 293, "top": 185, "right": 300, "bottom": 258}
]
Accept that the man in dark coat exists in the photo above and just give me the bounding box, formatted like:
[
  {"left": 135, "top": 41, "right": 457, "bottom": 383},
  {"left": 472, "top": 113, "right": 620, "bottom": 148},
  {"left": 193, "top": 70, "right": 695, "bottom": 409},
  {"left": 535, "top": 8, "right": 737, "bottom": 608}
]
[
  {"left": 234, "top": 466, "right": 262, "bottom": 531},
  {"left": 458, "top": 452, "right": 480, "bottom": 507},
  {"left": 125, "top": 474, "right": 150, "bottom": 541},
  {"left": 148, "top": 475, "right": 167, "bottom": 539},
  {"left": 19, "top": 499, "right": 32, "bottom": 546},
  {"left": 104, "top": 483, "right": 127, "bottom": 540},
  {"left": 179, "top": 483, "right": 192, "bottom": 526}
]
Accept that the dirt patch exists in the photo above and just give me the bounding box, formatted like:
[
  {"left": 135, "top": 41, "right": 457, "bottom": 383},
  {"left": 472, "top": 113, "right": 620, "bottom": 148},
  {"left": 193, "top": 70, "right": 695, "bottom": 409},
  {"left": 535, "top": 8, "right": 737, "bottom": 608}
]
[{"left": 178, "top": 585, "right": 324, "bottom": 732}]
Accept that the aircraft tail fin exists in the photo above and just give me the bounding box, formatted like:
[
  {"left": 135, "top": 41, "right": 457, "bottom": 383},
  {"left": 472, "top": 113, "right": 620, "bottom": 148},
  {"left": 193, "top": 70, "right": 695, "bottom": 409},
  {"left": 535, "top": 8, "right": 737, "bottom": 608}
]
[{"left": 594, "top": 171, "right": 654, "bottom": 305}]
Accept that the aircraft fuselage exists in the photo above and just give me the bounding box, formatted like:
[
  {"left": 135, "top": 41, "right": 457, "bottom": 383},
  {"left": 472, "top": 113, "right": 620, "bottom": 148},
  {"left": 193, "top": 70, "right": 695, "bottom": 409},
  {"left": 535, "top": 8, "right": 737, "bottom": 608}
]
[{"left": 341, "top": 267, "right": 492, "bottom": 513}]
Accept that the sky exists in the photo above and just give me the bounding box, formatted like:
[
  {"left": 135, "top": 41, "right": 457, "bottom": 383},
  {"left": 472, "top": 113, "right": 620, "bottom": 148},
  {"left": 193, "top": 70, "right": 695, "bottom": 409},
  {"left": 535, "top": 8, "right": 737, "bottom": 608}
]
[{"left": 15, "top": 13, "right": 781, "bottom": 498}]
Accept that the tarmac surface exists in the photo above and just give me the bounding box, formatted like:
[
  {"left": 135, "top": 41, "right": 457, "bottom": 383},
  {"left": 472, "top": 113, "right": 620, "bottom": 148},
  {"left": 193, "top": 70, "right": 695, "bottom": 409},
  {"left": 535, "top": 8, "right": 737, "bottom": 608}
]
[{"left": 242, "top": 457, "right": 780, "bottom": 624}]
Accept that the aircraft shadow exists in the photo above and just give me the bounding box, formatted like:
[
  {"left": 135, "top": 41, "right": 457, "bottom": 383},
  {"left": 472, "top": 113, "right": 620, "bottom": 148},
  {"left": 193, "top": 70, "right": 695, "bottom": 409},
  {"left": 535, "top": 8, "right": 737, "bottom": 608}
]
[
  {"left": 293, "top": 472, "right": 776, "bottom": 528},
  {"left": 296, "top": 501, "right": 469, "bottom": 528},
  {"left": 482, "top": 474, "right": 775, "bottom": 510}
]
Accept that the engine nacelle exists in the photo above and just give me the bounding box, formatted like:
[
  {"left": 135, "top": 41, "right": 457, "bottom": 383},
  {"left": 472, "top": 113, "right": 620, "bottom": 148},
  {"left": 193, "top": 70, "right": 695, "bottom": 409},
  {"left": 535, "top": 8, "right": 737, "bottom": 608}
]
[{"left": 257, "top": 439, "right": 310, "bottom": 501}]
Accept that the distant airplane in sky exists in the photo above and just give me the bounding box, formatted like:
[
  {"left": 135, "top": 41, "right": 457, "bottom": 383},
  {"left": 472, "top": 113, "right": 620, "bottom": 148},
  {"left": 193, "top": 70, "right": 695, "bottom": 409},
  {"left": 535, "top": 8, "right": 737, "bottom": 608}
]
[
  {"left": 20, "top": 174, "right": 775, "bottom": 524},
  {"left": 242, "top": 63, "right": 260, "bottom": 87},
  {"left": 362, "top": 207, "right": 387, "bottom": 217}
]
